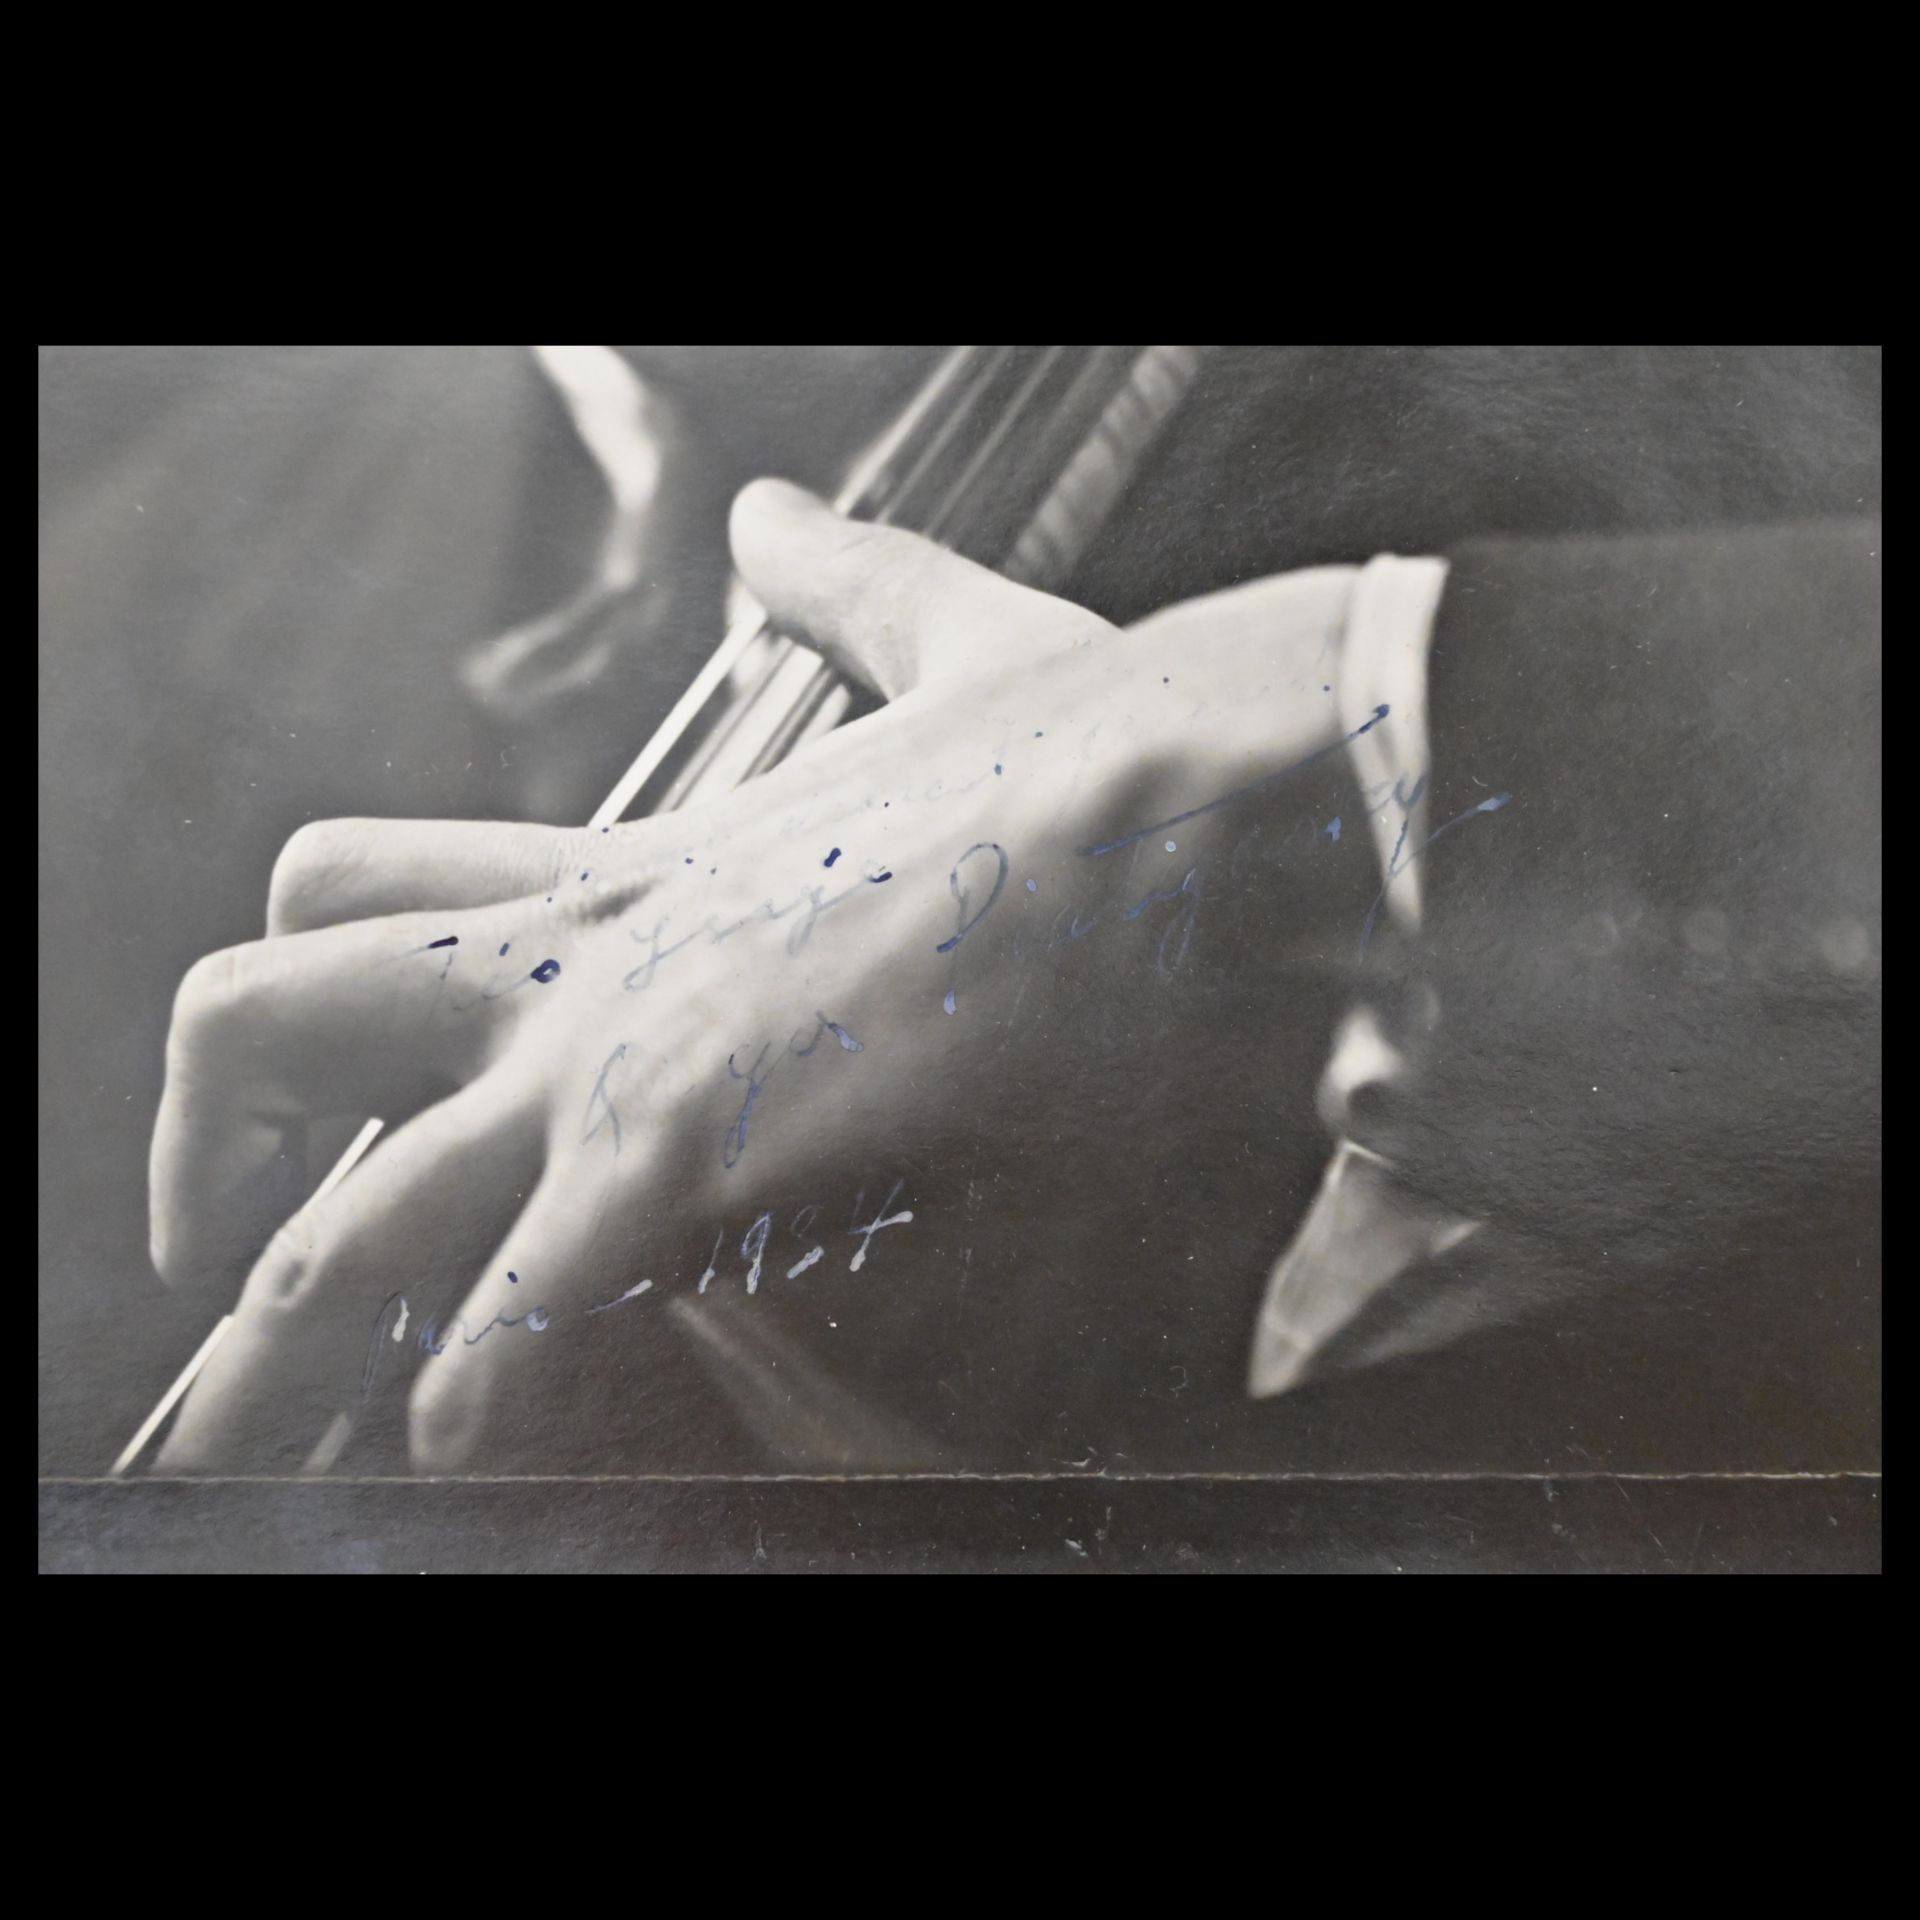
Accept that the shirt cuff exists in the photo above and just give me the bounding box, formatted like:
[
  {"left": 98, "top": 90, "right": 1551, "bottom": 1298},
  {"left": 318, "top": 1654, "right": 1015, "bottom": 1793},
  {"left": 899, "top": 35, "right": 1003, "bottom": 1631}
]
[{"left": 1337, "top": 553, "right": 1450, "bottom": 935}]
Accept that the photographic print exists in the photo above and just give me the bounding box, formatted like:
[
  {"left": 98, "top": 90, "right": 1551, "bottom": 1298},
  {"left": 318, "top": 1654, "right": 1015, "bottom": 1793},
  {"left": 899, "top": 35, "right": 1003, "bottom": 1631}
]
[{"left": 38, "top": 345, "right": 1883, "bottom": 1572}]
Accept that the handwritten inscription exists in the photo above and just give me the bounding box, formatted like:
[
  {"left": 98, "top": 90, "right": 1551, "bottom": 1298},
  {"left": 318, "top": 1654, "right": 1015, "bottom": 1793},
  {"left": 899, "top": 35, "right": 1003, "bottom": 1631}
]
[{"left": 361, "top": 1177, "right": 918, "bottom": 1397}]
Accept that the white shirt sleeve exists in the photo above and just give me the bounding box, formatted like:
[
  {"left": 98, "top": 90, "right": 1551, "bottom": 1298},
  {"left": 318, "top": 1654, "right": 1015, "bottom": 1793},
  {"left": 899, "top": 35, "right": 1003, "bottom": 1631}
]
[{"left": 1251, "top": 553, "right": 1483, "bottom": 1399}]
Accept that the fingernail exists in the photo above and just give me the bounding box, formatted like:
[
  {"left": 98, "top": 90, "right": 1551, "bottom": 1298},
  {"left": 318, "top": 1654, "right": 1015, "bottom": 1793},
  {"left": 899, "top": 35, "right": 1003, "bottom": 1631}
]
[{"left": 742, "top": 476, "right": 827, "bottom": 521}]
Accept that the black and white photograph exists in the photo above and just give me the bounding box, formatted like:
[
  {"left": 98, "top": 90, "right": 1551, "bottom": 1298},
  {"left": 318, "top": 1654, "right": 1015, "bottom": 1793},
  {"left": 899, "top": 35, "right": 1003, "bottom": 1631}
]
[{"left": 38, "top": 345, "right": 1882, "bottom": 1572}]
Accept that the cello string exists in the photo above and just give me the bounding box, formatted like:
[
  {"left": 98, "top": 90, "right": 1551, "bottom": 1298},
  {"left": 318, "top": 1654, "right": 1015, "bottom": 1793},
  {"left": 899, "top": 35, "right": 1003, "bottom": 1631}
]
[{"left": 918, "top": 346, "right": 1074, "bottom": 543}]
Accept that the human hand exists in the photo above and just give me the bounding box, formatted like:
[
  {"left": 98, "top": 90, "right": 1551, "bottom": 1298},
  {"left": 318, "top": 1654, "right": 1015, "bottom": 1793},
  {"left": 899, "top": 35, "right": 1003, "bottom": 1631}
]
[{"left": 150, "top": 479, "right": 1362, "bottom": 1470}]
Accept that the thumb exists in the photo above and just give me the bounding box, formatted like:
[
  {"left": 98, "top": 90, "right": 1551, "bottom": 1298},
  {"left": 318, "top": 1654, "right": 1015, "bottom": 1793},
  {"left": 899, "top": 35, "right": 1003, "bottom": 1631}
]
[{"left": 727, "top": 477, "right": 1109, "bottom": 701}]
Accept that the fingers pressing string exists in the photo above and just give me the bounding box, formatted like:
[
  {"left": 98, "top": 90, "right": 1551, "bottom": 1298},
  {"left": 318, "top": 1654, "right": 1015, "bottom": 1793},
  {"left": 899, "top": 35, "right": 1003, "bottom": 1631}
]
[{"left": 727, "top": 479, "right": 1108, "bottom": 702}]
